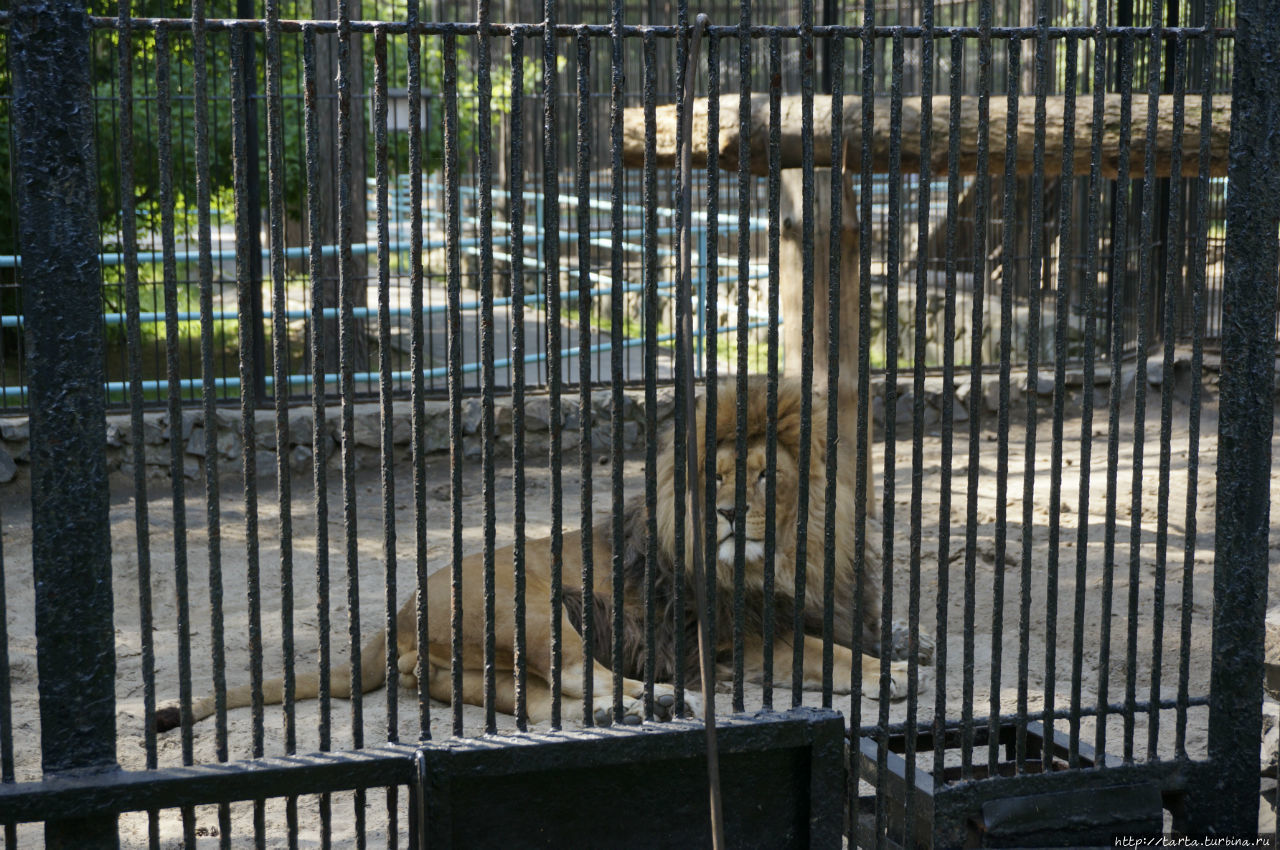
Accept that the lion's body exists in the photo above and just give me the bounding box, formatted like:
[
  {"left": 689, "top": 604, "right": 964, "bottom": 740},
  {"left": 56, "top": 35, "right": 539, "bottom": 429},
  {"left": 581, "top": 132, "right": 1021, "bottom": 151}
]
[{"left": 158, "top": 378, "right": 913, "bottom": 733}]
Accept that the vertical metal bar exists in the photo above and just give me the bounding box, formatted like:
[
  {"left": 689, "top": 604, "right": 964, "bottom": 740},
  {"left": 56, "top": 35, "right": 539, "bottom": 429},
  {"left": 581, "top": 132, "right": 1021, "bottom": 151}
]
[
  {"left": 608, "top": 0, "right": 627, "bottom": 724},
  {"left": 542, "top": 0, "right": 564, "bottom": 731},
  {"left": 1045, "top": 30, "right": 1078, "bottom": 758},
  {"left": 875, "top": 31, "right": 905, "bottom": 848},
  {"left": 1124, "top": 0, "right": 1163, "bottom": 764},
  {"left": 905, "top": 1, "right": 934, "bottom": 816},
  {"left": 509, "top": 28, "right": 529, "bottom": 733},
  {"left": 988, "top": 35, "right": 1019, "bottom": 776},
  {"left": 0, "top": 510, "right": 12, "bottom": 848},
  {"left": 702, "top": 30, "right": 720, "bottom": 708},
  {"left": 678, "top": 19, "right": 725, "bottom": 848},
  {"left": 235, "top": 0, "right": 266, "bottom": 403},
  {"left": 1016, "top": 7, "right": 1048, "bottom": 773},
  {"left": 1071, "top": 0, "right": 1108, "bottom": 769},
  {"left": 820, "top": 32, "right": 845, "bottom": 711},
  {"left": 115, "top": 8, "right": 160, "bottom": 846},
  {"left": 961, "top": 0, "right": 993, "bottom": 782},
  {"left": 443, "top": 29, "right": 464, "bottom": 739},
  {"left": 762, "top": 30, "right": 783, "bottom": 714},
  {"left": 574, "top": 28, "right": 596, "bottom": 727},
  {"left": 156, "top": 25, "right": 196, "bottom": 849},
  {"left": 848, "top": 8, "right": 874, "bottom": 837},
  {"left": 477, "top": 0, "right": 497, "bottom": 737},
  {"left": 229, "top": 21, "right": 266, "bottom": 767},
  {"left": 1200, "top": 0, "right": 1280, "bottom": 821},
  {"left": 1150, "top": 32, "right": 1187, "bottom": 761},
  {"left": 335, "top": 5, "right": 365, "bottom": 839},
  {"left": 641, "top": 30, "right": 660, "bottom": 722},
  {"left": 671, "top": 4, "right": 689, "bottom": 719},
  {"left": 264, "top": 2, "right": 297, "bottom": 835},
  {"left": 1177, "top": 1, "right": 1216, "bottom": 759},
  {"left": 192, "top": 1, "right": 230, "bottom": 840},
  {"left": 932, "top": 31, "right": 962, "bottom": 789},
  {"left": 373, "top": 27, "right": 399, "bottom": 810},
  {"left": 731, "top": 0, "right": 752, "bottom": 717},
  {"left": 406, "top": 7, "right": 430, "bottom": 746},
  {"left": 791, "top": 0, "right": 818, "bottom": 710},
  {"left": 1098, "top": 34, "right": 1135, "bottom": 763},
  {"left": 11, "top": 0, "right": 118, "bottom": 845},
  {"left": 302, "top": 25, "right": 334, "bottom": 846}
]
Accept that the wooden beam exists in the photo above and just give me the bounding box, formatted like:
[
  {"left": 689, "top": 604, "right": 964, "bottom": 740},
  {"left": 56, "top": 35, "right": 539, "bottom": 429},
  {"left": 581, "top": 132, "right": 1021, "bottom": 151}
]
[{"left": 622, "top": 94, "right": 1230, "bottom": 178}]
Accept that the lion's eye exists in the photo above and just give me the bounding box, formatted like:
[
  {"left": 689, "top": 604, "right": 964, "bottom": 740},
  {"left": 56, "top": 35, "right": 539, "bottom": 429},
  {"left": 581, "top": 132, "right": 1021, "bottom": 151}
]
[
  {"left": 715, "top": 474, "right": 724, "bottom": 484},
  {"left": 757, "top": 470, "right": 767, "bottom": 485}
]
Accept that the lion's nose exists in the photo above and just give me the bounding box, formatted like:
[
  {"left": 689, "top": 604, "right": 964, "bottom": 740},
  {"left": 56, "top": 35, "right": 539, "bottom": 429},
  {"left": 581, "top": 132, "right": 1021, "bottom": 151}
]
[{"left": 717, "top": 507, "right": 736, "bottom": 525}]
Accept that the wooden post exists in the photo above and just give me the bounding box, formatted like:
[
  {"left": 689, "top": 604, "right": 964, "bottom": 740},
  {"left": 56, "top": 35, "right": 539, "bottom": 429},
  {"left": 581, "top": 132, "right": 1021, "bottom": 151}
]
[{"left": 778, "top": 167, "right": 876, "bottom": 518}]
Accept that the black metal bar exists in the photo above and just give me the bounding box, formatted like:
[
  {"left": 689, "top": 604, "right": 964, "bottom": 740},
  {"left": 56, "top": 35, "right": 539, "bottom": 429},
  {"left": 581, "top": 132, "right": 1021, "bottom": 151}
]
[
  {"left": 443, "top": 29, "right": 464, "bottom": 739},
  {"left": 875, "top": 32, "right": 905, "bottom": 849},
  {"left": 235, "top": 0, "right": 266, "bottom": 404},
  {"left": 335, "top": 7, "right": 364, "bottom": 842},
  {"left": 670, "top": 0, "right": 689, "bottom": 719},
  {"left": 821, "top": 32, "right": 845, "bottom": 710},
  {"left": 115, "top": 9, "right": 157, "bottom": 845},
  {"left": 933, "top": 30, "right": 962, "bottom": 791},
  {"left": 641, "top": 30, "right": 659, "bottom": 723},
  {"left": 1016, "top": 7, "right": 1048, "bottom": 773},
  {"left": 192, "top": 2, "right": 229, "bottom": 840},
  {"left": 74, "top": 16, "right": 1239, "bottom": 39},
  {"left": 477, "top": 2, "right": 497, "bottom": 737},
  {"left": 1045, "top": 30, "right": 1078, "bottom": 758},
  {"left": 303, "top": 25, "right": 335, "bottom": 846},
  {"left": 677, "top": 18, "right": 725, "bottom": 848},
  {"left": 1124, "top": 0, "right": 1163, "bottom": 764},
  {"left": 848, "top": 3, "right": 873, "bottom": 838},
  {"left": 1149, "top": 32, "right": 1186, "bottom": 761},
  {"left": 11, "top": 1, "right": 117, "bottom": 845},
  {"left": 1071, "top": 0, "right": 1108, "bottom": 770},
  {"left": 1098, "top": 33, "right": 1135, "bottom": 763},
  {"left": 263, "top": 0, "right": 294, "bottom": 772},
  {"left": 791, "top": 0, "right": 816, "bottom": 710},
  {"left": 1177, "top": 0, "right": 1216, "bottom": 760},
  {"left": 731, "top": 0, "right": 752, "bottom": 717},
  {"left": 0, "top": 496, "right": 11, "bottom": 848},
  {"left": 0, "top": 747, "right": 418, "bottom": 825},
  {"left": 543, "top": 0, "right": 565, "bottom": 731},
  {"left": 1199, "top": 0, "right": 1279, "bottom": 823},
  {"left": 988, "top": 35, "right": 1019, "bottom": 777},
  {"left": 574, "top": 28, "right": 595, "bottom": 728},
  {"left": 905, "top": 1, "right": 933, "bottom": 819},
  {"left": 372, "top": 25, "right": 399, "bottom": 758},
  {"left": 405, "top": 3, "right": 430, "bottom": 746},
  {"left": 509, "top": 28, "right": 529, "bottom": 733},
  {"left": 701, "top": 30, "right": 720, "bottom": 709},
  {"left": 961, "top": 0, "right": 993, "bottom": 783},
  {"left": 608, "top": 0, "right": 626, "bottom": 727},
  {"left": 228, "top": 28, "right": 267, "bottom": 848},
  {"left": 762, "top": 30, "right": 783, "bottom": 714}
]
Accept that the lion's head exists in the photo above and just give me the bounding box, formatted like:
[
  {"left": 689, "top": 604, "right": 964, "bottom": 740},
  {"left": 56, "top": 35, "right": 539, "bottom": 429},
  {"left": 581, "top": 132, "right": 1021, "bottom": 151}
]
[{"left": 651, "top": 377, "right": 882, "bottom": 650}]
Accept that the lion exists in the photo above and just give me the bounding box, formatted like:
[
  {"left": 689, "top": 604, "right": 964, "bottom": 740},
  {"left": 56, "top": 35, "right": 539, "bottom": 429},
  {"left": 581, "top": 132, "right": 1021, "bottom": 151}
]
[{"left": 156, "top": 377, "right": 922, "bottom": 732}]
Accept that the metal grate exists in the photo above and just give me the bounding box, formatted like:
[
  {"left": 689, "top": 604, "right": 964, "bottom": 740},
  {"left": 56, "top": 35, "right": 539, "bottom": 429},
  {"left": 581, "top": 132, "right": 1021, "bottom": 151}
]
[{"left": 0, "top": 0, "right": 1276, "bottom": 846}]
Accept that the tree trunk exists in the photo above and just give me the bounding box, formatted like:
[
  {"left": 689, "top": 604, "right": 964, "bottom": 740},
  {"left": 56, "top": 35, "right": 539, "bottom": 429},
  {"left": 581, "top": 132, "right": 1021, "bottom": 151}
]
[
  {"left": 778, "top": 168, "right": 876, "bottom": 518},
  {"left": 311, "top": 0, "right": 369, "bottom": 375}
]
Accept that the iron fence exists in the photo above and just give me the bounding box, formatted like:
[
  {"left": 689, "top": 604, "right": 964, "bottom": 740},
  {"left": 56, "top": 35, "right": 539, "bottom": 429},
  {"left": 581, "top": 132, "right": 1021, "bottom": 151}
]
[{"left": 0, "top": 0, "right": 1276, "bottom": 846}]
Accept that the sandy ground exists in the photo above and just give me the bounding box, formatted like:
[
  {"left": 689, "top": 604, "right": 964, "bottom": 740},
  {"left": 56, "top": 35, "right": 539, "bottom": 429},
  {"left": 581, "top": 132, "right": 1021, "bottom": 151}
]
[{"left": 1, "top": 385, "right": 1278, "bottom": 847}]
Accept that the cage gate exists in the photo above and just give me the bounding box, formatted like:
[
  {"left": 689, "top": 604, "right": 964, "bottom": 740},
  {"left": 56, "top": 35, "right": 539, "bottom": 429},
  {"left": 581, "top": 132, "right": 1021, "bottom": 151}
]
[{"left": 0, "top": 0, "right": 1275, "bottom": 846}]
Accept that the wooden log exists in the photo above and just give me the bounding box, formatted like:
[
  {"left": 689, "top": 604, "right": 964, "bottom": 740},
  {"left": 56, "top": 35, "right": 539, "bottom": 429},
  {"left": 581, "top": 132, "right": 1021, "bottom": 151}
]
[{"left": 622, "top": 94, "right": 1230, "bottom": 178}]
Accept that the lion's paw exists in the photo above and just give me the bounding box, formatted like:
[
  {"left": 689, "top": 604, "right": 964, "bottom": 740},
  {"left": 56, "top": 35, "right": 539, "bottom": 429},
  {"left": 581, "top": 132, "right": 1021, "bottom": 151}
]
[
  {"left": 654, "top": 685, "right": 701, "bottom": 721},
  {"left": 867, "top": 661, "right": 932, "bottom": 702}
]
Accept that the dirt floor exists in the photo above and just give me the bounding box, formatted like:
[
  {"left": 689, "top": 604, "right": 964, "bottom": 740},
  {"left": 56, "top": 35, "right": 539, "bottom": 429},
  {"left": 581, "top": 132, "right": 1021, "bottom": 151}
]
[{"left": 1, "top": 386, "right": 1278, "bottom": 847}]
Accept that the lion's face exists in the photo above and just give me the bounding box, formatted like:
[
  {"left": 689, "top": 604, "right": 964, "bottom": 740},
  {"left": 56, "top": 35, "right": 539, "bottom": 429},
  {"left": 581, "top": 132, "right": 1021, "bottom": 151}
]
[{"left": 712, "top": 443, "right": 799, "bottom": 566}]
